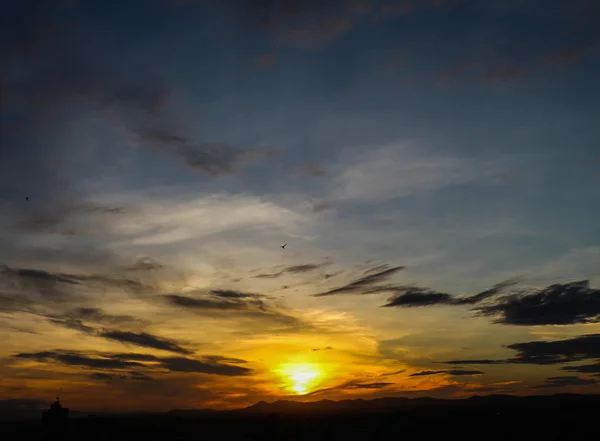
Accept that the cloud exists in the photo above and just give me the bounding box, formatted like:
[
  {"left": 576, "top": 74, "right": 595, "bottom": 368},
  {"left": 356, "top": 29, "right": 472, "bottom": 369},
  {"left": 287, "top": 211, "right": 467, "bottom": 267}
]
[
  {"left": 329, "top": 143, "right": 507, "bottom": 203},
  {"left": 158, "top": 357, "right": 252, "bottom": 375},
  {"left": 90, "top": 372, "right": 154, "bottom": 382},
  {"left": 162, "top": 288, "right": 308, "bottom": 332},
  {"left": 383, "top": 288, "right": 453, "bottom": 307},
  {"left": 442, "top": 334, "right": 600, "bottom": 366},
  {"left": 0, "top": 263, "right": 152, "bottom": 298},
  {"left": 383, "top": 279, "right": 519, "bottom": 307},
  {"left": 14, "top": 351, "right": 146, "bottom": 370},
  {"left": 163, "top": 290, "right": 267, "bottom": 312},
  {"left": 312, "top": 346, "right": 334, "bottom": 351},
  {"left": 137, "top": 134, "right": 280, "bottom": 176},
  {"left": 536, "top": 376, "right": 597, "bottom": 389},
  {"left": 12, "top": 350, "right": 252, "bottom": 376},
  {"left": 127, "top": 257, "right": 165, "bottom": 272},
  {"left": 369, "top": 278, "right": 600, "bottom": 328},
  {"left": 350, "top": 382, "right": 394, "bottom": 389},
  {"left": 563, "top": 363, "right": 600, "bottom": 374},
  {"left": 254, "top": 262, "right": 330, "bottom": 279},
  {"left": 475, "top": 281, "right": 600, "bottom": 326},
  {"left": 409, "top": 370, "right": 484, "bottom": 377},
  {"left": 1, "top": 0, "right": 278, "bottom": 239},
  {"left": 311, "top": 203, "right": 333, "bottom": 213},
  {"left": 49, "top": 307, "right": 144, "bottom": 328},
  {"left": 291, "top": 164, "right": 329, "bottom": 178},
  {"left": 238, "top": 0, "right": 464, "bottom": 51},
  {"left": 98, "top": 330, "right": 193, "bottom": 355},
  {"left": 313, "top": 265, "right": 405, "bottom": 296},
  {"left": 240, "top": 0, "right": 355, "bottom": 50},
  {"left": 0, "top": 264, "right": 155, "bottom": 318}
]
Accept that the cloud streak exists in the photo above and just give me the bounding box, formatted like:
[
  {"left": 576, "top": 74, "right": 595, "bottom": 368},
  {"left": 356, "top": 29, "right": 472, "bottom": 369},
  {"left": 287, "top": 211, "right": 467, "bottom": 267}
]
[
  {"left": 98, "top": 330, "right": 193, "bottom": 355},
  {"left": 13, "top": 350, "right": 252, "bottom": 376},
  {"left": 254, "top": 261, "right": 330, "bottom": 279},
  {"left": 442, "top": 334, "right": 600, "bottom": 366},
  {"left": 313, "top": 265, "right": 405, "bottom": 296},
  {"left": 409, "top": 370, "right": 484, "bottom": 377}
]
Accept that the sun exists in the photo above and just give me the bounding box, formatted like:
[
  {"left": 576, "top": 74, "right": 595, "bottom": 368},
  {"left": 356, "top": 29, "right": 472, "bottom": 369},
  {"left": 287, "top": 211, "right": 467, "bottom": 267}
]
[{"left": 277, "top": 363, "right": 323, "bottom": 395}]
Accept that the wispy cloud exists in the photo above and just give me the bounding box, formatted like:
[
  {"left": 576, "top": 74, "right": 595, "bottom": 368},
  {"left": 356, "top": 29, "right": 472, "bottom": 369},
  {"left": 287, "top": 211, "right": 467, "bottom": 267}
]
[
  {"left": 535, "top": 376, "right": 597, "bottom": 389},
  {"left": 475, "top": 281, "right": 600, "bottom": 326},
  {"left": 254, "top": 261, "right": 330, "bottom": 279},
  {"left": 329, "top": 143, "right": 507, "bottom": 203},
  {"left": 384, "top": 279, "right": 519, "bottom": 308},
  {"left": 98, "top": 330, "right": 193, "bottom": 355},
  {"left": 409, "top": 370, "right": 484, "bottom": 377},
  {"left": 442, "top": 334, "right": 600, "bottom": 366},
  {"left": 13, "top": 350, "right": 252, "bottom": 376},
  {"left": 313, "top": 265, "right": 405, "bottom": 296}
]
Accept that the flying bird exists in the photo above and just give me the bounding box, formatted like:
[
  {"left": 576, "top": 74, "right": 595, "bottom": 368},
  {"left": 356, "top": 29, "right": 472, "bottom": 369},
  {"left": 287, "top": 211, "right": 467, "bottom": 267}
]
[
  {"left": 280, "top": 244, "right": 287, "bottom": 249},
  {"left": 25, "top": 197, "right": 28, "bottom": 201}
]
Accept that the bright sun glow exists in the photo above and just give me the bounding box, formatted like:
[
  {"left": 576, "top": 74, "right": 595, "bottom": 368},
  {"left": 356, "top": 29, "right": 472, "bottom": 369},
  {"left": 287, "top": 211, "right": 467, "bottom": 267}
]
[{"left": 277, "top": 363, "right": 324, "bottom": 395}]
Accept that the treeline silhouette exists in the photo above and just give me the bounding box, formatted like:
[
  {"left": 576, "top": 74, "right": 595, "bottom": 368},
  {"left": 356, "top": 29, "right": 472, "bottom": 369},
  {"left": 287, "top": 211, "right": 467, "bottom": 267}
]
[{"left": 2, "top": 394, "right": 599, "bottom": 440}]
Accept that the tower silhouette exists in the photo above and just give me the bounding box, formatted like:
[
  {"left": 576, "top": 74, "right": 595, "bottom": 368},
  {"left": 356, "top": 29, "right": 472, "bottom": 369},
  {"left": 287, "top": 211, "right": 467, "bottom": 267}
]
[{"left": 42, "top": 396, "right": 69, "bottom": 439}]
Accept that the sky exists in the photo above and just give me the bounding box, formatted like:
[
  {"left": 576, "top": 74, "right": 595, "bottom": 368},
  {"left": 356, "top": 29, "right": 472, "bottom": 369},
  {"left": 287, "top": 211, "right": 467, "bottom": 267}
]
[{"left": 1, "top": 0, "right": 600, "bottom": 413}]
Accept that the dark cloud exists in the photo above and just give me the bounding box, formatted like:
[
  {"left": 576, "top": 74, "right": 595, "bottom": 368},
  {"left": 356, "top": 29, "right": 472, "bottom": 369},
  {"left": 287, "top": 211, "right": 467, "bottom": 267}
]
[
  {"left": 313, "top": 265, "right": 405, "bottom": 296},
  {"left": 240, "top": 0, "right": 351, "bottom": 50},
  {"left": 159, "top": 357, "right": 252, "bottom": 376},
  {"left": 383, "top": 280, "right": 519, "bottom": 308},
  {"left": 0, "top": 1, "right": 277, "bottom": 238},
  {"left": 90, "top": 372, "right": 154, "bottom": 382},
  {"left": 311, "top": 203, "right": 333, "bottom": 213},
  {"left": 0, "top": 0, "right": 163, "bottom": 234},
  {"left": 375, "top": 279, "right": 600, "bottom": 328},
  {"left": 536, "top": 376, "right": 597, "bottom": 389},
  {"left": 98, "top": 330, "right": 193, "bottom": 355},
  {"left": 383, "top": 288, "right": 453, "bottom": 307},
  {"left": 12, "top": 350, "right": 252, "bottom": 376},
  {"left": 350, "top": 382, "right": 394, "bottom": 389},
  {"left": 238, "top": 0, "right": 462, "bottom": 50},
  {"left": 138, "top": 134, "right": 280, "bottom": 176},
  {"left": 475, "top": 280, "right": 600, "bottom": 326},
  {"left": 46, "top": 307, "right": 148, "bottom": 337},
  {"left": 47, "top": 318, "right": 96, "bottom": 334},
  {"left": 163, "top": 293, "right": 266, "bottom": 311},
  {"left": 127, "top": 257, "right": 164, "bottom": 272},
  {"left": 442, "top": 334, "right": 600, "bottom": 366},
  {"left": 563, "top": 362, "right": 600, "bottom": 374},
  {"left": 255, "top": 262, "right": 329, "bottom": 279},
  {"left": 291, "top": 164, "right": 328, "bottom": 178},
  {"left": 0, "top": 264, "right": 81, "bottom": 302},
  {"left": 410, "top": 370, "right": 484, "bottom": 377},
  {"left": 0, "top": 264, "right": 153, "bottom": 307},
  {"left": 162, "top": 289, "right": 307, "bottom": 332},
  {"left": 441, "top": 359, "right": 504, "bottom": 366},
  {"left": 429, "top": 0, "right": 600, "bottom": 86},
  {"left": 51, "top": 307, "right": 143, "bottom": 327},
  {"left": 14, "top": 351, "right": 146, "bottom": 370},
  {"left": 507, "top": 334, "right": 600, "bottom": 364},
  {"left": 201, "top": 355, "right": 249, "bottom": 365},
  {"left": 212, "top": 289, "right": 263, "bottom": 299}
]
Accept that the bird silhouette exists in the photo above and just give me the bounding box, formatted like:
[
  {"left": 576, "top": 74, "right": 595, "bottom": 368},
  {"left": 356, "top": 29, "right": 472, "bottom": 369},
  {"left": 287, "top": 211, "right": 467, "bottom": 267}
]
[
  {"left": 280, "top": 244, "right": 287, "bottom": 249},
  {"left": 25, "top": 197, "right": 28, "bottom": 201}
]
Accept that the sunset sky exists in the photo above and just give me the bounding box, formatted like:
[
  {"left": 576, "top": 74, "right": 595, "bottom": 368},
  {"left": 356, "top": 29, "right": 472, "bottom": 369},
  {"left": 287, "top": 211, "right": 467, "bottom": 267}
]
[{"left": 1, "top": 0, "right": 600, "bottom": 413}]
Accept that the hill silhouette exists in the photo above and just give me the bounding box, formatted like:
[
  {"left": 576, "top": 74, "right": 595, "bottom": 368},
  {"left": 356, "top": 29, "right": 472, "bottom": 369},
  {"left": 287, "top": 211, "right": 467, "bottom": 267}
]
[{"left": 2, "top": 393, "right": 599, "bottom": 440}]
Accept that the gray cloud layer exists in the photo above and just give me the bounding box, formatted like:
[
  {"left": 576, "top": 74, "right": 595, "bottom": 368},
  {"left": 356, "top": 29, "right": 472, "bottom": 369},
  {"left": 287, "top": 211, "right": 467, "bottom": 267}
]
[{"left": 13, "top": 349, "right": 252, "bottom": 377}]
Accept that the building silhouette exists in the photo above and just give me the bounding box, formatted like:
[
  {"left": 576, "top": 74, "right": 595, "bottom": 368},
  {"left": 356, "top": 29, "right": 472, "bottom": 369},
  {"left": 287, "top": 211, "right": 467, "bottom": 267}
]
[{"left": 42, "top": 396, "right": 69, "bottom": 439}]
